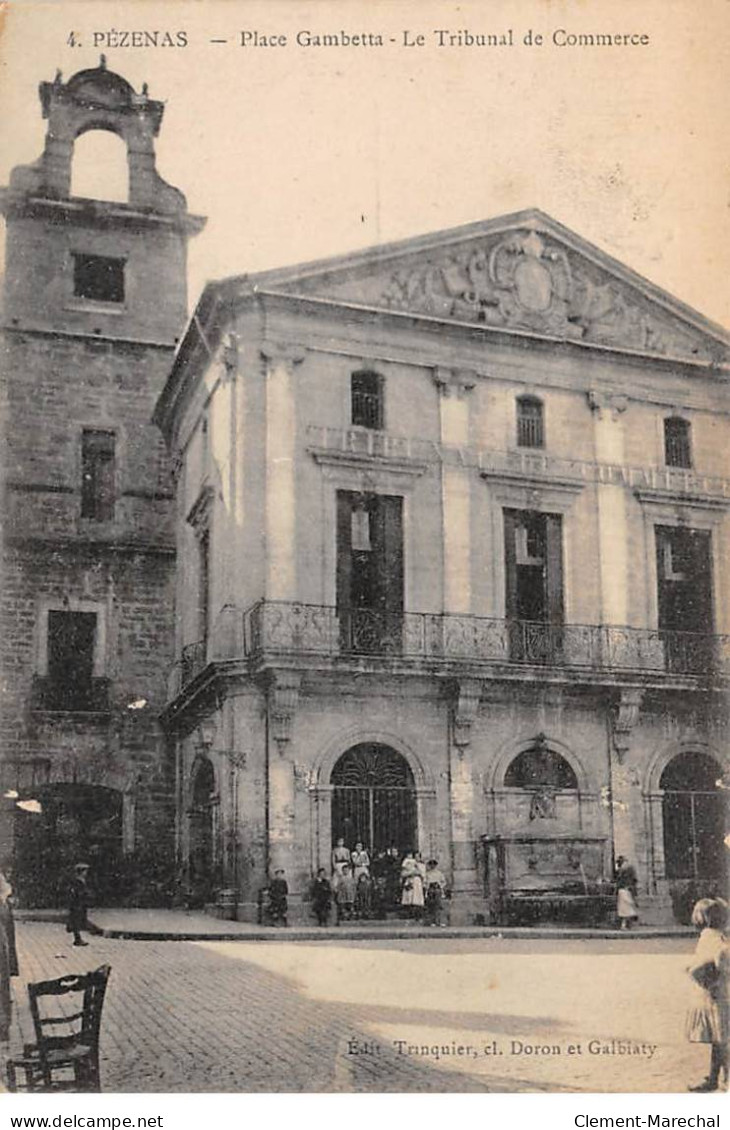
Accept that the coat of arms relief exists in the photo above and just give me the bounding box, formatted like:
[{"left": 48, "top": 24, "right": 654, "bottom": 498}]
[{"left": 377, "top": 229, "right": 715, "bottom": 360}]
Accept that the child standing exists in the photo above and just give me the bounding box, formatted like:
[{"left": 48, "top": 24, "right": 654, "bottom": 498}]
[
  {"left": 335, "top": 863, "right": 356, "bottom": 924},
  {"left": 268, "top": 869, "right": 289, "bottom": 927},
  {"left": 355, "top": 871, "right": 373, "bottom": 920},
  {"left": 311, "top": 868, "right": 332, "bottom": 927},
  {"left": 423, "top": 859, "right": 448, "bottom": 927},
  {"left": 685, "top": 898, "right": 729, "bottom": 1092}
]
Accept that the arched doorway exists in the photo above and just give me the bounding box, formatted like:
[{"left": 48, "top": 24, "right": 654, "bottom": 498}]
[
  {"left": 14, "top": 784, "right": 123, "bottom": 907},
  {"left": 188, "top": 758, "right": 216, "bottom": 906},
  {"left": 331, "top": 744, "right": 416, "bottom": 855},
  {"left": 660, "top": 752, "right": 727, "bottom": 881}
]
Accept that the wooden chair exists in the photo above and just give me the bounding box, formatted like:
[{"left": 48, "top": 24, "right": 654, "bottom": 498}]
[{"left": 6, "top": 965, "right": 111, "bottom": 1092}]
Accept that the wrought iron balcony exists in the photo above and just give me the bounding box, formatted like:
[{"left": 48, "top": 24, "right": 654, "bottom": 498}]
[
  {"left": 166, "top": 604, "right": 728, "bottom": 700},
  {"left": 235, "top": 602, "right": 728, "bottom": 682}
]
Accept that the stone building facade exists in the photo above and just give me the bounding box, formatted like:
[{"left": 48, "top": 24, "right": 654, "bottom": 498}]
[
  {"left": 0, "top": 62, "right": 204, "bottom": 905},
  {"left": 155, "top": 212, "right": 730, "bottom": 925}
]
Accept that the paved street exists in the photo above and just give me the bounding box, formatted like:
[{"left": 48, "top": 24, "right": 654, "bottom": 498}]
[{"left": 9, "top": 923, "right": 717, "bottom": 1093}]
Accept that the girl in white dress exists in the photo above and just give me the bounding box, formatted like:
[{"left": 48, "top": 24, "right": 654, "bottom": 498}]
[{"left": 685, "top": 898, "right": 729, "bottom": 1092}]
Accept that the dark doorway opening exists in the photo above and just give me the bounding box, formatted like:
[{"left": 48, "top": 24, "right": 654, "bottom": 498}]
[
  {"left": 188, "top": 759, "right": 216, "bottom": 907},
  {"left": 336, "top": 492, "right": 403, "bottom": 654},
  {"left": 655, "top": 526, "right": 714, "bottom": 674},
  {"left": 504, "top": 509, "right": 564, "bottom": 662},
  {"left": 660, "top": 752, "right": 726, "bottom": 881}
]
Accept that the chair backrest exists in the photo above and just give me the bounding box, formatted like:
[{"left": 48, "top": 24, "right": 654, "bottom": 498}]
[{"left": 28, "top": 965, "right": 111, "bottom": 1052}]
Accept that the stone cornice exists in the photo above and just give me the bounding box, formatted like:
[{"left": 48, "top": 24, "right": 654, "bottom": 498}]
[
  {"left": 479, "top": 468, "right": 584, "bottom": 499},
  {"left": 0, "top": 191, "right": 206, "bottom": 236},
  {"left": 309, "top": 446, "right": 430, "bottom": 478},
  {"left": 4, "top": 534, "right": 175, "bottom": 555},
  {"left": 634, "top": 488, "right": 729, "bottom": 512},
  {"left": 257, "top": 290, "right": 730, "bottom": 377}
]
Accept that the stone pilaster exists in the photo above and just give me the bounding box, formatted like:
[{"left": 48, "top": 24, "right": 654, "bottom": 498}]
[
  {"left": 262, "top": 342, "right": 305, "bottom": 601},
  {"left": 609, "top": 688, "right": 644, "bottom": 868},
  {"left": 266, "top": 671, "right": 301, "bottom": 878},
  {"left": 433, "top": 368, "right": 476, "bottom": 614},
  {"left": 588, "top": 390, "right": 629, "bottom": 625},
  {"left": 448, "top": 678, "right": 482, "bottom": 922}
]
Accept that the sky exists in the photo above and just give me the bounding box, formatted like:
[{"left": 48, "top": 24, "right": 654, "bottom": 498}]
[{"left": 1, "top": 0, "right": 729, "bottom": 326}]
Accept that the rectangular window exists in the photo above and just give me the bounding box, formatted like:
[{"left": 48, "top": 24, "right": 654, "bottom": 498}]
[
  {"left": 664, "top": 417, "right": 692, "bottom": 469},
  {"left": 516, "top": 397, "right": 544, "bottom": 449},
  {"left": 351, "top": 371, "right": 384, "bottom": 430},
  {"left": 46, "top": 610, "right": 97, "bottom": 710},
  {"left": 73, "top": 253, "right": 125, "bottom": 304},
  {"left": 81, "top": 430, "right": 116, "bottom": 521}
]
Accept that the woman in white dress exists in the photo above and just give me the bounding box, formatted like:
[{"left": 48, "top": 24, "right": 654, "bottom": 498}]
[
  {"left": 400, "top": 851, "right": 424, "bottom": 920},
  {"left": 615, "top": 856, "right": 639, "bottom": 929}
]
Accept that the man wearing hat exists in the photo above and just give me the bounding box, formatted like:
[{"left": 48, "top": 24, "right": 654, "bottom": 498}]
[{"left": 66, "top": 862, "right": 91, "bottom": 947}]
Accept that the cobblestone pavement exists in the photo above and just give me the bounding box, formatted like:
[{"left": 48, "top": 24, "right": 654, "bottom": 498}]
[{"left": 8, "top": 923, "right": 718, "bottom": 1094}]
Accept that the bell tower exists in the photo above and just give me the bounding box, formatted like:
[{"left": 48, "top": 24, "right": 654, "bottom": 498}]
[
  {"left": 1, "top": 56, "right": 204, "bottom": 343},
  {"left": 0, "top": 61, "right": 205, "bottom": 907}
]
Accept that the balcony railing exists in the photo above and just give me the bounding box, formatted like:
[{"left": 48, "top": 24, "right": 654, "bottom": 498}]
[
  {"left": 167, "top": 604, "right": 729, "bottom": 699},
  {"left": 238, "top": 603, "right": 727, "bottom": 677},
  {"left": 306, "top": 425, "right": 730, "bottom": 500}
]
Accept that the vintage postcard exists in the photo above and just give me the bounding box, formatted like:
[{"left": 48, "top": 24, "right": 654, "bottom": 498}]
[{"left": 0, "top": 0, "right": 728, "bottom": 1103}]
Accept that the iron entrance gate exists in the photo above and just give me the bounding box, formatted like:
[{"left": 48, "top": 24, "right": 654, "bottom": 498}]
[{"left": 331, "top": 744, "right": 416, "bottom": 854}]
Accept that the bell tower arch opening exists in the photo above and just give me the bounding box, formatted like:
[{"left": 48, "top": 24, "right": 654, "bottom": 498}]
[{"left": 71, "top": 127, "right": 129, "bottom": 202}]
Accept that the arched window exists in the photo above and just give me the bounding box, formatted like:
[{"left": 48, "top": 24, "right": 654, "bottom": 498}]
[
  {"left": 660, "top": 752, "right": 726, "bottom": 879},
  {"left": 504, "top": 740, "right": 578, "bottom": 821},
  {"left": 504, "top": 743, "right": 578, "bottom": 790},
  {"left": 351, "top": 370, "right": 384, "bottom": 430},
  {"left": 516, "top": 396, "right": 544, "bottom": 448},
  {"left": 331, "top": 743, "right": 416, "bottom": 854},
  {"left": 71, "top": 129, "right": 129, "bottom": 203},
  {"left": 664, "top": 417, "right": 692, "bottom": 469}
]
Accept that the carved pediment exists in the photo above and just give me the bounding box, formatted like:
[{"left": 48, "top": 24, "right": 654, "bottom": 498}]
[{"left": 265, "top": 211, "right": 729, "bottom": 365}]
